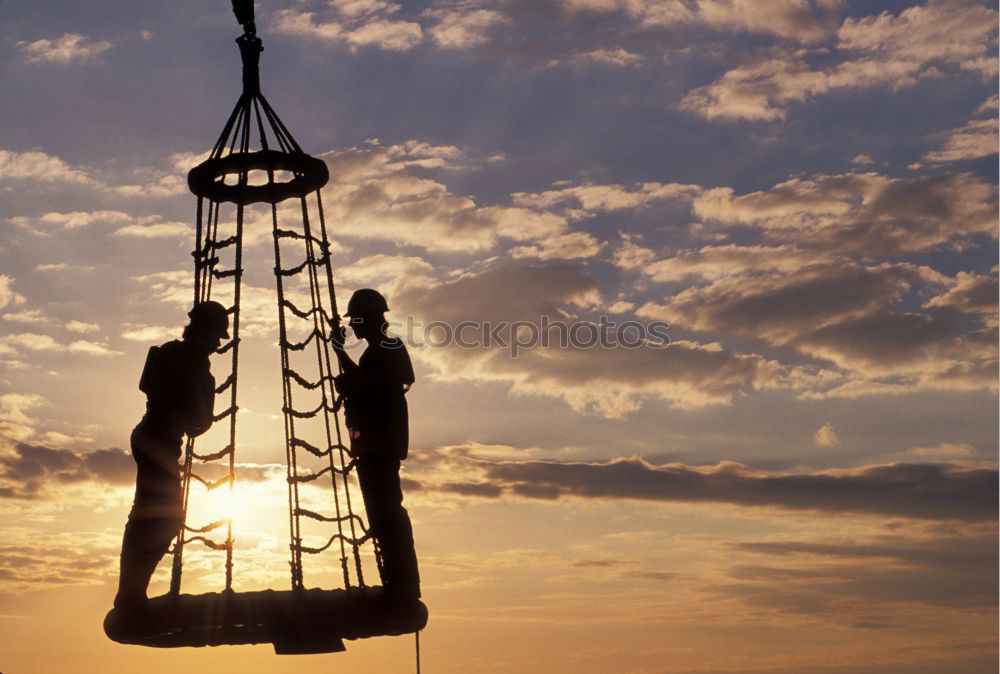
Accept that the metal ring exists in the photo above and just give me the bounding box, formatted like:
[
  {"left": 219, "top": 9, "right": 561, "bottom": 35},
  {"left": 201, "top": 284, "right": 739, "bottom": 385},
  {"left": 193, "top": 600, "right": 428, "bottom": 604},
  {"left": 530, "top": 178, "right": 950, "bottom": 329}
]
[{"left": 188, "top": 150, "right": 330, "bottom": 205}]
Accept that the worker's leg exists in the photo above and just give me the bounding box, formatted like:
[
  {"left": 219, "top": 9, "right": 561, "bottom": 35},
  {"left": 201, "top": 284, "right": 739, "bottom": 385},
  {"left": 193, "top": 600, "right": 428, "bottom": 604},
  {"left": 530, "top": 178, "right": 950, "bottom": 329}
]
[
  {"left": 114, "top": 427, "right": 183, "bottom": 608},
  {"left": 358, "top": 457, "right": 420, "bottom": 597}
]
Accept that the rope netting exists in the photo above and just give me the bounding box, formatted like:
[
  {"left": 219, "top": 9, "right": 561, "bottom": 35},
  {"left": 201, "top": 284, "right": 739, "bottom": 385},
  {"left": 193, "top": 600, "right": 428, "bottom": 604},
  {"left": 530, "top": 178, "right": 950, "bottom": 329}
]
[{"left": 166, "top": 10, "right": 380, "bottom": 598}]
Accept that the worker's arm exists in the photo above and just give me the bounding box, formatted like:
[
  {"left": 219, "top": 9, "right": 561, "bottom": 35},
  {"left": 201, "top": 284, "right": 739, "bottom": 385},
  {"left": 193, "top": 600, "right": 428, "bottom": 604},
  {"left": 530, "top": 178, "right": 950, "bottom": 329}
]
[
  {"left": 186, "top": 367, "right": 215, "bottom": 438},
  {"left": 330, "top": 324, "right": 360, "bottom": 376}
]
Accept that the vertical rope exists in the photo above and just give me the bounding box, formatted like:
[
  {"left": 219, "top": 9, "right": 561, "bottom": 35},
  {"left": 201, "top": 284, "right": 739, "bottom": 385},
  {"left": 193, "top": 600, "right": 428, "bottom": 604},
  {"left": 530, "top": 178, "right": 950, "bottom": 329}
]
[
  {"left": 193, "top": 197, "right": 204, "bottom": 304},
  {"left": 224, "top": 211, "right": 245, "bottom": 591},
  {"left": 299, "top": 194, "right": 355, "bottom": 589},
  {"left": 312, "top": 189, "right": 370, "bottom": 586},
  {"left": 169, "top": 438, "right": 194, "bottom": 595},
  {"left": 219, "top": 84, "right": 253, "bottom": 594},
  {"left": 272, "top": 183, "right": 304, "bottom": 590}
]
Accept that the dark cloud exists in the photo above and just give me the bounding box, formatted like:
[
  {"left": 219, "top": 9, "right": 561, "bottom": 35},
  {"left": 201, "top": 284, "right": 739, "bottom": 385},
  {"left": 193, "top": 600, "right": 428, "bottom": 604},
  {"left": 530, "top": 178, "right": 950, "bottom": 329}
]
[
  {"left": 722, "top": 531, "right": 998, "bottom": 611},
  {"left": 791, "top": 309, "right": 962, "bottom": 368},
  {"left": 734, "top": 538, "right": 997, "bottom": 569},
  {"left": 430, "top": 455, "right": 997, "bottom": 521},
  {"left": 925, "top": 272, "right": 999, "bottom": 315},
  {"left": 0, "top": 442, "right": 132, "bottom": 498},
  {"left": 641, "top": 260, "right": 998, "bottom": 384},
  {"left": 693, "top": 172, "right": 997, "bottom": 256},
  {"left": 0, "top": 542, "right": 118, "bottom": 594},
  {"left": 645, "top": 262, "right": 928, "bottom": 343},
  {"left": 623, "top": 570, "right": 677, "bottom": 582},
  {"left": 440, "top": 481, "right": 505, "bottom": 498},
  {"left": 396, "top": 263, "right": 828, "bottom": 415},
  {"left": 572, "top": 558, "right": 632, "bottom": 568},
  {"left": 0, "top": 441, "right": 276, "bottom": 499},
  {"left": 397, "top": 263, "right": 601, "bottom": 326}
]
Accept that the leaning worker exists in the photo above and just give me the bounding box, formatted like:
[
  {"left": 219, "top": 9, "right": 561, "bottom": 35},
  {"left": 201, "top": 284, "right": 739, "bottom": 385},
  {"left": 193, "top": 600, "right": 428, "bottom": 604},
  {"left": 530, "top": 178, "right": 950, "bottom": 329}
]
[
  {"left": 332, "top": 288, "right": 420, "bottom": 600},
  {"left": 113, "top": 301, "right": 228, "bottom": 609}
]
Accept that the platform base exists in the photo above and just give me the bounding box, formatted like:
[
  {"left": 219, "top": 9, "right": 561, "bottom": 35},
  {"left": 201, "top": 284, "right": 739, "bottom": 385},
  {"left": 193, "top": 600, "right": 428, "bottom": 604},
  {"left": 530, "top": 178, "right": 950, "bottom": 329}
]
[{"left": 104, "top": 587, "right": 427, "bottom": 654}]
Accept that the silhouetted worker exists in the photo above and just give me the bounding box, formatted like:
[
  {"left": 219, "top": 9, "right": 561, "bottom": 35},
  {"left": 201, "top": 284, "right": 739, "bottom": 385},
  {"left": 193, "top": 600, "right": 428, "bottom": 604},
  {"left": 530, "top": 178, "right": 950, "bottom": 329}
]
[
  {"left": 332, "top": 289, "right": 420, "bottom": 600},
  {"left": 113, "top": 301, "right": 228, "bottom": 609}
]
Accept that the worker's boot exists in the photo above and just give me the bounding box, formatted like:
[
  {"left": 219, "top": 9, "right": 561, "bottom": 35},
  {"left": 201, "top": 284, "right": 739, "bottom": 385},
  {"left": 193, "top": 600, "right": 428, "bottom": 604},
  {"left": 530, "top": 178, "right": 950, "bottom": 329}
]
[
  {"left": 113, "top": 521, "right": 165, "bottom": 609},
  {"left": 381, "top": 520, "right": 420, "bottom": 601},
  {"left": 114, "top": 547, "right": 153, "bottom": 609}
]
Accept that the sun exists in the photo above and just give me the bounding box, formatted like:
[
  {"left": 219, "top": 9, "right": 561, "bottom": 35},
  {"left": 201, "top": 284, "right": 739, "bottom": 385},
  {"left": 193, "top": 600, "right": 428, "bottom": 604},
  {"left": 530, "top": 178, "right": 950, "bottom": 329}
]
[{"left": 192, "top": 481, "right": 254, "bottom": 532}]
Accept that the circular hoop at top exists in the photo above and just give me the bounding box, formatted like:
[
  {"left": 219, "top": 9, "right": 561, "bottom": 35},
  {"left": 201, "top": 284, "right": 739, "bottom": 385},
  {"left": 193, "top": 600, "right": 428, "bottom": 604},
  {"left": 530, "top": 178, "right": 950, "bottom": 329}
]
[{"left": 188, "top": 150, "right": 330, "bottom": 206}]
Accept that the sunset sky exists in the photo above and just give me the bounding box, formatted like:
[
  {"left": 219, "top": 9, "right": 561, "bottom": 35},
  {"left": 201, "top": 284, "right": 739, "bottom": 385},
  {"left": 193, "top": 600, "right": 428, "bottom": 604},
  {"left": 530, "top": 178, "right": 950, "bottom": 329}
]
[{"left": 1, "top": 0, "right": 998, "bottom": 672}]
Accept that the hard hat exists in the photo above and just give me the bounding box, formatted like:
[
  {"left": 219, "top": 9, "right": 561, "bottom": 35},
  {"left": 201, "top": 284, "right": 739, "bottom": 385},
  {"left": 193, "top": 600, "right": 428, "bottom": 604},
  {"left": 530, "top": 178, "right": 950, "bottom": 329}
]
[
  {"left": 345, "top": 288, "right": 389, "bottom": 317},
  {"left": 188, "top": 300, "right": 231, "bottom": 338}
]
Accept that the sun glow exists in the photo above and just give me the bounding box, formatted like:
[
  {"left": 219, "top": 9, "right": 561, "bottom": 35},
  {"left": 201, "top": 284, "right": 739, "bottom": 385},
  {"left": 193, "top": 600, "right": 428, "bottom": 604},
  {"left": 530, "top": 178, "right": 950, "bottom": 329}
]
[{"left": 188, "top": 480, "right": 268, "bottom": 535}]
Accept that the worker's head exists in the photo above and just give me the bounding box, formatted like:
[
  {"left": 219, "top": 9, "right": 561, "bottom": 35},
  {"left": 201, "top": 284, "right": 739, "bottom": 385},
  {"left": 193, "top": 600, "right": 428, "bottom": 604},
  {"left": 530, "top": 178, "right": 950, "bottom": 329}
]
[
  {"left": 344, "top": 288, "right": 389, "bottom": 342},
  {"left": 185, "top": 300, "right": 230, "bottom": 354}
]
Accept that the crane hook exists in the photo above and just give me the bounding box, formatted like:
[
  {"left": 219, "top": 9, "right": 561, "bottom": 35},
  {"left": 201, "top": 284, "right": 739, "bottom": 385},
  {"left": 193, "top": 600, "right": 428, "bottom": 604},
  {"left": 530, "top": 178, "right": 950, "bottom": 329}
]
[{"left": 232, "top": 0, "right": 255, "bottom": 33}]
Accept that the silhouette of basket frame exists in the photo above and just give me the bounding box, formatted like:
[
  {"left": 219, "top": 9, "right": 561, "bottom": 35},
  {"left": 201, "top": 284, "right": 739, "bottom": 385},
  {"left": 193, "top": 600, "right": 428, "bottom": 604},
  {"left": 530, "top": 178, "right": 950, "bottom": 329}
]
[
  {"left": 104, "top": 588, "right": 427, "bottom": 654},
  {"left": 188, "top": 150, "right": 330, "bottom": 206}
]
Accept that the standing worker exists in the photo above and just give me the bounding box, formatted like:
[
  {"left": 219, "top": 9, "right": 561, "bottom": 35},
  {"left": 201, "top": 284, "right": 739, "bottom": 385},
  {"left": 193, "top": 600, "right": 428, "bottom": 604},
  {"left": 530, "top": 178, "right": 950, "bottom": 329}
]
[
  {"left": 113, "top": 301, "right": 228, "bottom": 609},
  {"left": 332, "top": 289, "right": 420, "bottom": 600}
]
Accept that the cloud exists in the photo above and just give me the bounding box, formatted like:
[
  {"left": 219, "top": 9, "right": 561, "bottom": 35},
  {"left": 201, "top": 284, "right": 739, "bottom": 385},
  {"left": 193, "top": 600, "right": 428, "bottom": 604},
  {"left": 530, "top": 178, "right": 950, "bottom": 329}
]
[
  {"left": 66, "top": 321, "right": 99, "bottom": 334},
  {"left": 0, "top": 394, "right": 46, "bottom": 442},
  {"left": 1, "top": 310, "right": 48, "bottom": 325},
  {"left": 120, "top": 324, "right": 177, "bottom": 342},
  {"left": 35, "top": 263, "right": 95, "bottom": 272},
  {"left": 837, "top": 0, "right": 997, "bottom": 77},
  {"left": 110, "top": 173, "right": 187, "bottom": 198},
  {"left": 16, "top": 33, "right": 112, "bottom": 64},
  {"left": 681, "top": 56, "right": 832, "bottom": 122},
  {"left": 0, "top": 440, "right": 281, "bottom": 500},
  {"left": 562, "top": 49, "right": 644, "bottom": 68},
  {"left": 113, "top": 220, "right": 191, "bottom": 238},
  {"left": 814, "top": 422, "right": 838, "bottom": 446},
  {"left": 8, "top": 210, "right": 132, "bottom": 233},
  {"left": 691, "top": 172, "right": 997, "bottom": 256},
  {"left": 898, "top": 442, "right": 976, "bottom": 461},
  {"left": 975, "top": 93, "right": 999, "bottom": 114},
  {"left": 0, "top": 535, "right": 121, "bottom": 595},
  {"left": 727, "top": 531, "right": 998, "bottom": 614},
  {"left": 694, "top": 0, "right": 842, "bottom": 42},
  {"left": 789, "top": 311, "right": 994, "bottom": 380},
  {"left": 272, "top": 4, "right": 423, "bottom": 52},
  {"left": 321, "top": 140, "right": 568, "bottom": 251},
  {"left": 0, "top": 333, "right": 122, "bottom": 359},
  {"left": 414, "top": 449, "right": 998, "bottom": 521},
  {"left": 640, "top": 262, "right": 936, "bottom": 346},
  {"left": 0, "top": 149, "right": 94, "bottom": 185},
  {"left": 134, "top": 270, "right": 282, "bottom": 339},
  {"left": 923, "top": 117, "right": 999, "bottom": 162},
  {"left": 513, "top": 181, "right": 699, "bottom": 216},
  {"left": 681, "top": 0, "right": 998, "bottom": 121},
  {"left": 637, "top": 244, "right": 826, "bottom": 282},
  {"left": 924, "top": 271, "right": 999, "bottom": 318},
  {"left": 640, "top": 260, "right": 996, "bottom": 387},
  {"left": 336, "top": 253, "right": 435, "bottom": 287},
  {"left": 424, "top": 4, "right": 510, "bottom": 49},
  {"left": 509, "top": 231, "right": 605, "bottom": 260},
  {"left": 395, "top": 263, "right": 831, "bottom": 415},
  {"left": 66, "top": 340, "right": 122, "bottom": 357},
  {"left": 344, "top": 18, "right": 424, "bottom": 50},
  {"left": 612, "top": 236, "right": 657, "bottom": 270},
  {"left": 0, "top": 443, "right": 135, "bottom": 498},
  {"left": 563, "top": 0, "right": 841, "bottom": 43},
  {"left": 0, "top": 275, "right": 26, "bottom": 311}
]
